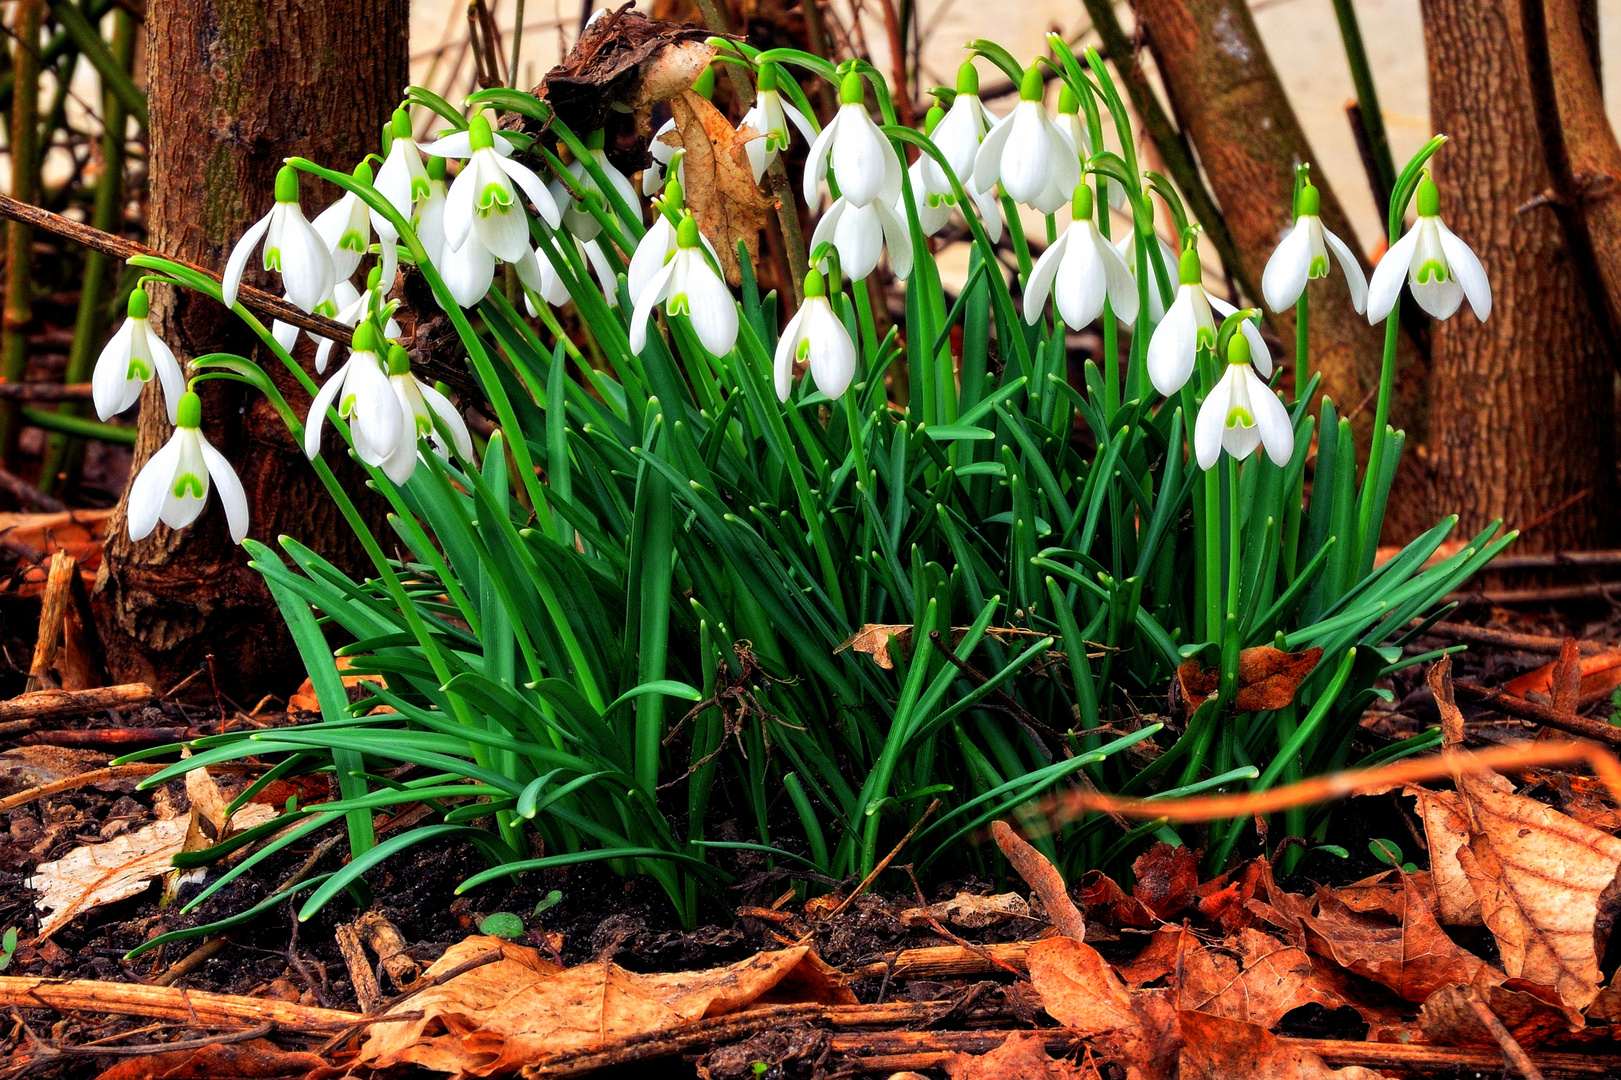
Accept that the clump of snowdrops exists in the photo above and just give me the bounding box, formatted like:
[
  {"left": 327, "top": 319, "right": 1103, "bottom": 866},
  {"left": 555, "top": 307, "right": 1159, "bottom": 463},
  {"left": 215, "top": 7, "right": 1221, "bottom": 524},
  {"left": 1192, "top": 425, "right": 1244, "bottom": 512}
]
[{"left": 111, "top": 29, "right": 1505, "bottom": 939}]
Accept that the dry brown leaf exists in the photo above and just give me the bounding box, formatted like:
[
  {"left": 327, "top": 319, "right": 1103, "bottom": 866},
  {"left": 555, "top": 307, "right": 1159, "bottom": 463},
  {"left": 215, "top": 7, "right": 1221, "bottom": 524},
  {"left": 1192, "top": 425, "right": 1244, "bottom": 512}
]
[
  {"left": 1408, "top": 788, "right": 1483, "bottom": 925},
  {"left": 1026, "top": 936, "right": 1139, "bottom": 1037},
  {"left": 1114, "top": 927, "right": 1184, "bottom": 988},
  {"left": 1418, "top": 974, "right": 1577, "bottom": 1049},
  {"left": 541, "top": 9, "right": 712, "bottom": 135},
  {"left": 663, "top": 90, "right": 772, "bottom": 287},
  {"left": 835, "top": 625, "right": 1061, "bottom": 670},
  {"left": 1302, "top": 875, "right": 1485, "bottom": 1003},
  {"left": 941, "top": 1032, "right": 1100, "bottom": 1079},
  {"left": 1428, "top": 659, "right": 1621, "bottom": 1011},
  {"left": 1174, "top": 646, "right": 1323, "bottom": 713},
  {"left": 1175, "top": 1011, "right": 1385, "bottom": 1079},
  {"left": 92, "top": 1038, "right": 344, "bottom": 1080},
  {"left": 360, "top": 936, "right": 854, "bottom": 1079},
  {"left": 1176, "top": 927, "right": 1349, "bottom": 1030},
  {"left": 1077, "top": 870, "right": 1155, "bottom": 930},
  {"left": 26, "top": 801, "right": 276, "bottom": 939},
  {"left": 899, "top": 891, "right": 1032, "bottom": 929},
  {"left": 1131, "top": 842, "right": 1200, "bottom": 921},
  {"left": 1505, "top": 646, "right": 1621, "bottom": 705}
]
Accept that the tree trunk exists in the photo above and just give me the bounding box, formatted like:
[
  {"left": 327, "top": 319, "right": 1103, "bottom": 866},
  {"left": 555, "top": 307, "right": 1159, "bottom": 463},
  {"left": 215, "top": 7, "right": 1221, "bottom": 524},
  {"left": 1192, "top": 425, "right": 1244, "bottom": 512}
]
[
  {"left": 95, "top": 0, "right": 407, "bottom": 700},
  {"left": 1131, "top": 0, "right": 1423, "bottom": 455},
  {"left": 1420, "top": 0, "right": 1614, "bottom": 550}
]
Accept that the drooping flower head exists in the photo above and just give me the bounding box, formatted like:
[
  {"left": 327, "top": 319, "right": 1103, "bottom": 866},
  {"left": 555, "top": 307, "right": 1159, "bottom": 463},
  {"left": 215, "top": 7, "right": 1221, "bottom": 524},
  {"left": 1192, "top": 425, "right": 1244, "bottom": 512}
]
[
  {"left": 925, "top": 62, "right": 993, "bottom": 196},
  {"left": 1148, "top": 246, "right": 1272, "bottom": 398},
  {"left": 549, "top": 127, "right": 640, "bottom": 242},
  {"left": 128, "top": 390, "right": 248, "bottom": 544},
  {"left": 1024, "top": 183, "right": 1138, "bottom": 330},
  {"left": 972, "top": 64, "right": 1078, "bottom": 214},
  {"left": 1367, "top": 174, "right": 1490, "bottom": 323},
  {"left": 439, "top": 111, "right": 562, "bottom": 264},
  {"left": 1194, "top": 331, "right": 1294, "bottom": 470},
  {"left": 379, "top": 343, "right": 474, "bottom": 483},
  {"left": 304, "top": 321, "right": 403, "bottom": 469},
  {"left": 93, "top": 287, "right": 185, "bottom": 423},
  {"left": 741, "top": 62, "right": 815, "bottom": 184},
  {"left": 775, "top": 267, "right": 859, "bottom": 402},
  {"left": 803, "top": 69, "right": 903, "bottom": 209},
  {"left": 222, "top": 165, "right": 335, "bottom": 313},
  {"left": 313, "top": 160, "right": 395, "bottom": 286},
  {"left": 628, "top": 178, "right": 719, "bottom": 307},
  {"left": 629, "top": 214, "right": 738, "bottom": 357},
  {"left": 1262, "top": 180, "right": 1368, "bottom": 314},
  {"left": 376, "top": 107, "right": 429, "bottom": 221},
  {"left": 1056, "top": 83, "right": 1123, "bottom": 210}
]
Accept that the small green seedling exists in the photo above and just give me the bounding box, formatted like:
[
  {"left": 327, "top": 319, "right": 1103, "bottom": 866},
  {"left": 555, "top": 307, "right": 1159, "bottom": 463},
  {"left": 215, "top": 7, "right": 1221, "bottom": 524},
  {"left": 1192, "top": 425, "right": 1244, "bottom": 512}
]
[{"left": 478, "top": 912, "right": 525, "bottom": 939}]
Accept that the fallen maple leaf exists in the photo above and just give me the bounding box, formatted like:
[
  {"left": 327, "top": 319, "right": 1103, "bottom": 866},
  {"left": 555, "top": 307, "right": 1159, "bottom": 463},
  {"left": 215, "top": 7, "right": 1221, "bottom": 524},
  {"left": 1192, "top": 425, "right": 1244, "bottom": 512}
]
[
  {"left": 1176, "top": 927, "right": 1349, "bottom": 1030},
  {"left": 1426, "top": 659, "right": 1621, "bottom": 1011},
  {"left": 1131, "top": 842, "right": 1200, "bottom": 921},
  {"left": 1174, "top": 646, "right": 1323, "bottom": 713},
  {"left": 663, "top": 91, "right": 773, "bottom": 287},
  {"left": 1302, "top": 875, "right": 1484, "bottom": 1003},
  {"left": 360, "top": 936, "right": 854, "bottom": 1079},
  {"left": 942, "top": 1031, "right": 1100, "bottom": 1079},
  {"left": 1176, "top": 1011, "right": 1385, "bottom": 1079}
]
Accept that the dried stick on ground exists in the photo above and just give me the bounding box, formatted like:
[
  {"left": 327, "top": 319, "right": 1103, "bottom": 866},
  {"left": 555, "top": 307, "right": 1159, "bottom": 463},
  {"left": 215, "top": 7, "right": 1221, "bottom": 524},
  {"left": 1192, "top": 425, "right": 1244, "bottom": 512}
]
[
  {"left": 1451, "top": 680, "right": 1621, "bottom": 747},
  {"left": 846, "top": 942, "right": 1034, "bottom": 981},
  {"left": 0, "top": 976, "right": 363, "bottom": 1030},
  {"left": 0, "top": 683, "right": 155, "bottom": 724}
]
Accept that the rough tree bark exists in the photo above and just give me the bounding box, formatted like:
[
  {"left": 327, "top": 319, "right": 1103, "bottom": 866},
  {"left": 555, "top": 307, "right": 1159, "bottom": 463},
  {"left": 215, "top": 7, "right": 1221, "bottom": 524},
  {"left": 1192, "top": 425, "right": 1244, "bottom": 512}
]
[
  {"left": 1131, "top": 0, "right": 1425, "bottom": 460},
  {"left": 1420, "top": 0, "right": 1614, "bottom": 549},
  {"left": 95, "top": 0, "right": 407, "bottom": 699}
]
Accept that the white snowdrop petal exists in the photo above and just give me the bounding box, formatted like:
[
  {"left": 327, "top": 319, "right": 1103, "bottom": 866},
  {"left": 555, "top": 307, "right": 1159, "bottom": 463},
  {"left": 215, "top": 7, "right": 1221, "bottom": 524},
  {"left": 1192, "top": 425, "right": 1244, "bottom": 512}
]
[
  {"left": 1322, "top": 228, "right": 1369, "bottom": 315},
  {"left": 874, "top": 200, "right": 914, "bottom": 280},
  {"left": 1247, "top": 365, "right": 1296, "bottom": 467},
  {"left": 146, "top": 324, "right": 186, "bottom": 425},
  {"left": 683, "top": 262, "right": 739, "bottom": 356},
  {"left": 1147, "top": 289, "right": 1197, "bottom": 397},
  {"left": 1435, "top": 222, "right": 1492, "bottom": 321},
  {"left": 971, "top": 113, "right": 1016, "bottom": 195},
  {"left": 1366, "top": 225, "right": 1420, "bottom": 324},
  {"left": 1193, "top": 374, "right": 1229, "bottom": 471},
  {"left": 129, "top": 434, "right": 184, "bottom": 541},
  {"left": 1261, "top": 220, "right": 1313, "bottom": 312},
  {"left": 1023, "top": 230, "right": 1067, "bottom": 325},
  {"left": 499, "top": 155, "right": 563, "bottom": 228},
  {"left": 92, "top": 319, "right": 138, "bottom": 421},
  {"left": 834, "top": 201, "right": 884, "bottom": 281},
  {"left": 774, "top": 306, "right": 809, "bottom": 402},
  {"left": 421, "top": 381, "right": 474, "bottom": 461},
  {"left": 220, "top": 213, "right": 272, "bottom": 310},
  {"left": 443, "top": 167, "right": 479, "bottom": 253},
  {"left": 198, "top": 436, "right": 249, "bottom": 543},
  {"left": 629, "top": 259, "right": 678, "bottom": 353}
]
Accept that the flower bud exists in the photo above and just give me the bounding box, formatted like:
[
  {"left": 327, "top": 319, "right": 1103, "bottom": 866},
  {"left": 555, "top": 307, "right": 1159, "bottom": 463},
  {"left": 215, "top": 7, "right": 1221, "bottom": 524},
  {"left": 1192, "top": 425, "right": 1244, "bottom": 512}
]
[
  {"left": 804, "top": 267, "right": 827, "bottom": 299},
  {"left": 1058, "top": 83, "right": 1080, "bottom": 115},
  {"left": 468, "top": 113, "right": 494, "bottom": 152},
  {"left": 664, "top": 177, "right": 685, "bottom": 211},
  {"left": 1296, "top": 182, "right": 1320, "bottom": 218},
  {"left": 676, "top": 215, "right": 700, "bottom": 249},
  {"left": 352, "top": 321, "right": 380, "bottom": 354},
  {"left": 1071, "top": 183, "right": 1094, "bottom": 223},
  {"left": 924, "top": 105, "right": 945, "bottom": 137},
  {"left": 391, "top": 108, "right": 412, "bottom": 139},
  {"left": 386, "top": 343, "right": 411, "bottom": 376},
  {"left": 426, "top": 154, "right": 447, "bottom": 181},
  {"left": 1416, "top": 173, "right": 1440, "bottom": 217},
  {"left": 1227, "top": 329, "right": 1252, "bottom": 367}
]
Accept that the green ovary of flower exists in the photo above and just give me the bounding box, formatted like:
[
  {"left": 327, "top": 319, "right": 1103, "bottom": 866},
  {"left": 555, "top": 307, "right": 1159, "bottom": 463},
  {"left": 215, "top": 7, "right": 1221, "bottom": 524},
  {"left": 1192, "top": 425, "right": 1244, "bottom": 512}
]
[
  {"left": 1415, "top": 259, "right": 1449, "bottom": 284},
  {"left": 172, "top": 473, "right": 205, "bottom": 499}
]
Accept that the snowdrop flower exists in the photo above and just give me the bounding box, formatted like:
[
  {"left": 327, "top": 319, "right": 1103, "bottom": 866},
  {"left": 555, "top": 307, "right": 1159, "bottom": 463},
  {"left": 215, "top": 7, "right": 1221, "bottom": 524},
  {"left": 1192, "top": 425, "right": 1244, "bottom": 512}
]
[
  {"left": 774, "top": 268, "right": 858, "bottom": 401},
  {"left": 1194, "top": 332, "right": 1293, "bottom": 470},
  {"left": 629, "top": 215, "right": 738, "bottom": 356},
  {"left": 313, "top": 161, "right": 396, "bottom": 289},
  {"left": 522, "top": 242, "right": 573, "bottom": 312},
  {"left": 1367, "top": 174, "right": 1490, "bottom": 323},
  {"left": 627, "top": 179, "right": 719, "bottom": 307},
  {"left": 93, "top": 288, "right": 184, "bottom": 423},
  {"left": 803, "top": 70, "right": 903, "bottom": 209},
  {"left": 741, "top": 63, "right": 814, "bottom": 184},
  {"left": 438, "top": 229, "right": 497, "bottom": 308},
  {"left": 1023, "top": 184, "right": 1138, "bottom": 329},
  {"left": 415, "top": 156, "right": 449, "bottom": 263},
  {"left": 1116, "top": 229, "right": 1181, "bottom": 323},
  {"left": 812, "top": 194, "right": 914, "bottom": 281},
  {"left": 304, "top": 322, "right": 403, "bottom": 468},
  {"left": 1262, "top": 181, "right": 1368, "bottom": 314},
  {"left": 549, "top": 128, "right": 640, "bottom": 242},
  {"left": 643, "top": 117, "right": 679, "bottom": 197},
  {"left": 222, "top": 166, "right": 335, "bottom": 313},
  {"left": 907, "top": 154, "right": 955, "bottom": 238},
  {"left": 128, "top": 391, "right": 248, "bottom": 544},
  {"left": 441, "top": 112, "right": 562, "bottom": 264},
  {"left": 376, "top": 108, "right": 429, "bottom": 221},
  {"left": 972, "top": 65, "right": 1078, "bottom": 215},
  {"left": 312, "top": 269, "right": 399, "bottom": 373},
  {"left": 379, "top": 344, "right": 474, "bottom": 483},
  {"left": 917, "top": 66, "right": 1004, "bottom": 242},
  {"left": 1147, "top": 247, "right": 1272, "bottom": 397},
  {"left": 1055, "top": 84, "right": 1123, "bottom": 210}
]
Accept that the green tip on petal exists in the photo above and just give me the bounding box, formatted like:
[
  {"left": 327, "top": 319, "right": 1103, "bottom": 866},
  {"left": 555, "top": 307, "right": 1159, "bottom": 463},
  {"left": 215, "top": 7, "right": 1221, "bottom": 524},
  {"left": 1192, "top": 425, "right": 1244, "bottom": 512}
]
[
  {"left": 839, "top": 70, "right": 865, "bottom": 105},
  {"left": 274, "top": 165, "right": 300, "bottom": 204},
  {"left": 1071, "top": 183, "right": 1093, "bottom": 222},
  {"left": 426, "top": 154, "right": 447, "bottom": 180},
  {"left": 758, "top": 62, "right": 778, "bottom": 93},
  {"left": 693, "top": 66, "right": 716, "bottom": 99},
  {"left": 391, "top": 108, "right": 412, "bottom": 139},
  {"left": 352, "top": 322, "right": 379, "bottom": 354},
  {"left": 1178, "top": 246, "right": 1202, "bottom": 286},
  {"left": 956, "top": 60, "right": 979, "bottom": 96},
  {"left": 1058, "top": 83, "right": 1079, "bottom": 115},
  {"left": 1416, "top": 173, "right": 1440, "bottom": 217},
  {"left": 1226, "top": 330, "right": 1251, "bottom": 367},
  {"left": 127, "top": 288, "right": 149, "bottom": 320},
  {"left": 1018, "top": 65, "right": 1043, "bottom": 102},
  {"left": 676, "top": 214, "right": 700, "bottom": 249},
  {"left": 924, "top": 105, "right": 945, "bottom": 136},
  {"left": 386, "top": 343, "right": 411, "bottom": 376},
  {"left": 176, "top": 391, "right": 202, "bottom": 429},
  {"left": 468, "top": 113, "right": 494, "bottom": 151},
  {"left": 804, "top": 267, "right": 826, "bottom": 299},
  {"left": 585, "top": 128, "right": 606, "bottom": 151},
  {"left": 664, "top": 177, "right": 685, "bottom": 211},
  {"left": 352, "top": 160, "right": 374, "bottom": 184},
  {"left": 1297, "top": 182, "right": 1320, "bottom": 218}
]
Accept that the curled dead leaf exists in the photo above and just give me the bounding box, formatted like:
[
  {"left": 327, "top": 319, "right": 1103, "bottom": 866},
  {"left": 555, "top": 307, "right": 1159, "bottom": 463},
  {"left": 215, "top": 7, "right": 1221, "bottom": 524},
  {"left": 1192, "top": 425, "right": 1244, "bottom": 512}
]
[
  {"left": 942, "top": 1032, "right": 1101, "bottom": 1079},
  {"left": 1302, "top": 875, "right": 1485, "bottom": 1003},
  {"left": 663, "top": 91, "right": 773, "bottom": 287},
  {"left": 1174, "top": 646, "right": 1323, "bottom": 714},
  {"left": 899, "top": 891, "right": 1032, "bottom": 929},
  {"left": 1177, "top": 1011, "right": 1385, "bottom": 1079},
  {"left": 540, "top": 9, "right": 713, "bottom": 139}
]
